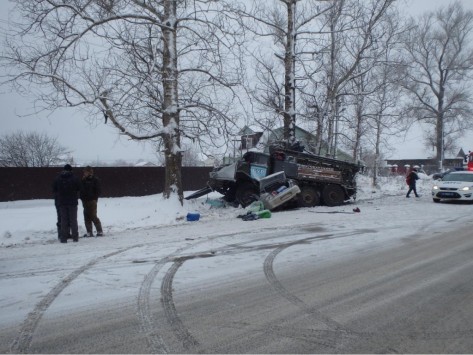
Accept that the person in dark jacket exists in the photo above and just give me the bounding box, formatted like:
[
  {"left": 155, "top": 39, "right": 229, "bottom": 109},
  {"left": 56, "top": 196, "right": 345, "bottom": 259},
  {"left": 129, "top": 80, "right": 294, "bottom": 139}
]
[
  {"left": 53, "top": 164, "right": 81, "bottom": 243},
  {"left": 53, "top": 191, "right": 67, "bottom": 240},
  {"left": 406, "top": 167, "right": 420, "bottom": 198},
  {"left": 80, "top": 166, "right": 103, "bottom": 237}
]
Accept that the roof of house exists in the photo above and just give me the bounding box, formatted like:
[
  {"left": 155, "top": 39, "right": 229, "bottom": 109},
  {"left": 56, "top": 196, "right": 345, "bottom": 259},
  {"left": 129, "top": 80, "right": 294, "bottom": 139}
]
[
  {"left": 263, "top": 126, "right": 355, "bottom": 163},
  {"left": 239, "top": 125, "right": 261, "bottom": 136},
  {"left": 135, "top": 161, "right": 156, "bottom": 167}
]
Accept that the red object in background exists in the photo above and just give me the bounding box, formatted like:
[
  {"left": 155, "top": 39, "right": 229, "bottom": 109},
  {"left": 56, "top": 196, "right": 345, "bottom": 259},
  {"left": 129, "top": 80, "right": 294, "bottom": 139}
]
[{"left": 467, "top": 151, "right": 473, "bottom": 171}]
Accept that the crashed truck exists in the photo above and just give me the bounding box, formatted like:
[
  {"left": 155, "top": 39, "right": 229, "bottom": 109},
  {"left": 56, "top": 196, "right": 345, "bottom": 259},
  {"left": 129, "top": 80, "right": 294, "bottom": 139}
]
[{"left": 186, "top": 142, "right": 363, "bottom": 209}]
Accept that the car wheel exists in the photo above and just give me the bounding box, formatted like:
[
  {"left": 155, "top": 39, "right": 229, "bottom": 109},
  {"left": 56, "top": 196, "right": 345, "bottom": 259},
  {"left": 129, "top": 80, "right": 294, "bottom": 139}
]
[
  {"left": 235, "top": 181, "right": 259, "bottom": 208},
  {"left": 322, "top": 184, "right": 345, "bottom": 207},
  {"left": 433, "top": 198, "right": 440, "bottom": 203},
  {"left": 297, "top": 186, "right": 321, "bottom": 207}
]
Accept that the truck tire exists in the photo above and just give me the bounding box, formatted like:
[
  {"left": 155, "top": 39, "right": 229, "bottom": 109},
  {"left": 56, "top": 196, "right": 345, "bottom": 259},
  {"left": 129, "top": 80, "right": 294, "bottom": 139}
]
[
  {"left": 322, "top": 184, "right": 345, "bottom": 206},
  {"left": 297, "top": 186, "right": 320, "bottom": 207},
  {"left": 235, "top": 181, "right": 259, "bottom": 208}
]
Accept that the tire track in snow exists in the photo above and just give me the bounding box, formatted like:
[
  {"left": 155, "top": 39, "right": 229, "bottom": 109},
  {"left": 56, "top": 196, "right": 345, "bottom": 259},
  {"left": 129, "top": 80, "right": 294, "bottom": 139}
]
[
  {"left": 138, "top": 228, "right": 306, "bottom": 353},
  {"left": 161, "top": 259, "right": 200, "bottom": 352},
  {"left": 137, "top": 258, "right": 170, "bottom": 354},
  {"left": 136, "top": 228, "right": 293, "bottom": 353},
  {"left": 137, "top": 231, "right": 227, "bottom": 354},
  {"left": 263, "top": 244, "right": 346, "bottom": 331},
  {"left": 9, "top": 246, "right": 141, "bottom": 354},
  {"left": 259, "top": 229, "right": 395, "bottom": 348},
  {"left": 260, "top": 236, "right": 395, "bottom": 351},
  {"left": 136, "top": 227, "right": 374, "bottom": 353},
  {"left": 261, "top": 233, "right": 473, "bottom": 351}
]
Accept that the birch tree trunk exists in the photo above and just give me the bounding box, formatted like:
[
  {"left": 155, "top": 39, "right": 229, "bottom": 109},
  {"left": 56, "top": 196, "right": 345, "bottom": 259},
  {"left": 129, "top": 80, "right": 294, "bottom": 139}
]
[
  {"left": 284, "top": 0, "right": 297, "bottom": 143},
  {"left": 162, "top": 0, "right": 182, "bottom": 201}
]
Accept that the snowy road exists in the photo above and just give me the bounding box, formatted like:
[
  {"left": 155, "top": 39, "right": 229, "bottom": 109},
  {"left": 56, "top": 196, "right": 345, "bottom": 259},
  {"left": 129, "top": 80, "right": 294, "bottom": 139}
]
[{"left": 1, "top": 188, "right": 473, "bottom": 353}]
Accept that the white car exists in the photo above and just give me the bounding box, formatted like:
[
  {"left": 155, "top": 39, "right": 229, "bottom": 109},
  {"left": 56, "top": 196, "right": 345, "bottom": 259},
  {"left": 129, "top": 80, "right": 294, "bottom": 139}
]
[{"left": 432, "top": 171, "right": 473, "bottom": 203}]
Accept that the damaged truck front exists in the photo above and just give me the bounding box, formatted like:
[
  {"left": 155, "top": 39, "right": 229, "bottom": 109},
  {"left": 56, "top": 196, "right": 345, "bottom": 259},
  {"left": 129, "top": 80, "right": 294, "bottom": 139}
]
[{"left": 186, "top": 144, "right": 363, "bottom": 208}]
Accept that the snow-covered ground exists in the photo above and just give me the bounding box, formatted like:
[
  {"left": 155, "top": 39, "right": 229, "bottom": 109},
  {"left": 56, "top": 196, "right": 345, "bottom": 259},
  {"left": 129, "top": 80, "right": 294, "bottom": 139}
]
[
  {"left": 2, "top": 172, "right": 473, "bottom": 353},
  {"left": 0, "top": 174, "right": 431, "bottom": 248}
]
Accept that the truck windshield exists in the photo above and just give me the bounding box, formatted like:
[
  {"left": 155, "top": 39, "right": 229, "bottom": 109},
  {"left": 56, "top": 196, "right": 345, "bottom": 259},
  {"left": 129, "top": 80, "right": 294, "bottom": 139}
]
[{"left": 243, "top": 152, "right": 269, "bottom": 166}]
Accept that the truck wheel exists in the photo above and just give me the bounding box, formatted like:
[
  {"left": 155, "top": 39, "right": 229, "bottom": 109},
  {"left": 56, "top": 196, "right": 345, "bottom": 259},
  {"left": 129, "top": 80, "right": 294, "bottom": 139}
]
[
  {"left": 235, "top": 182, "right": 259, "bottom": 208},
  {"left": 297, "top": 186, "right": 320, "bottom": 207},
  {"left": 322, "top": 184, "right": 345, "bottom": 207}
]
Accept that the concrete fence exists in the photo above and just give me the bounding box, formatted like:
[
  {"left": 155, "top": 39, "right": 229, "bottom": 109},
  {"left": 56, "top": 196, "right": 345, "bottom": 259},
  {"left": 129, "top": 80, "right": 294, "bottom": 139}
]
[{"left": 0, "top": 166, "right": 213, "bottom": 202}]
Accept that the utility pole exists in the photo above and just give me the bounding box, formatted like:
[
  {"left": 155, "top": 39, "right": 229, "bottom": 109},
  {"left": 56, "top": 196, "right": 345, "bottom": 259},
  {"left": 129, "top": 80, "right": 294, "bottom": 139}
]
[{"left": 439, "top": 120, "right": 444, "bottom": 171}]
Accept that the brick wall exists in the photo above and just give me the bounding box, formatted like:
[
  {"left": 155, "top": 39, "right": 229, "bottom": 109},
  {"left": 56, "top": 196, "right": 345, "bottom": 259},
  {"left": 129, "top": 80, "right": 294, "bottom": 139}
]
[{"left": 0, "top": 167, "right": 213, "bottom": 202}]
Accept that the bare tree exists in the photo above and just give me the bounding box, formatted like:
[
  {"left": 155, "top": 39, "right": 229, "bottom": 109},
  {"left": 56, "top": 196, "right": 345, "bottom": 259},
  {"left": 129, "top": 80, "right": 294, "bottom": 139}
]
[
  {"left": 0, "top": 131, "right": 70, "bottom": 167},
  {"left": 318, "top": 0, "right": 396, "bottom": 157},
  {"left": 228, "top": 0, "right": 394, "bottom": 158},
  {"left": 401, "top": 2, "right": 473, "bottom": 170},
  {"left": 364, "top": 61, "right": 406, "bottom": 187},
  {"left": 339, "top": 8, "right": 408, "bottom": 181},
  {"left": 229, "top": 0, "right": 332, "bottom": 144},
  {"left": 1, "top": 0, "right": 245, "bottom": 203}
]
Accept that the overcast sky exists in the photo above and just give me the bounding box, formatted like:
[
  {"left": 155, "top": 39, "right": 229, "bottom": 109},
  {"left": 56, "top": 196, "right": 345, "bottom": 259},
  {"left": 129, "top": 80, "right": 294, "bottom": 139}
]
[{"left": 1, "top": 0, "right": 473, "bottom": 165}]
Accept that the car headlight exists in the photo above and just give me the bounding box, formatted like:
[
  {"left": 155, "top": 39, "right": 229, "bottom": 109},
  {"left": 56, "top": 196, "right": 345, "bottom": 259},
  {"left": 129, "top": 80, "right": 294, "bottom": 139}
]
[
  {"left": 462, "top": 186, "right": 472, "bottom": 191},
  {"left": 433, "top": 185, "right": 439, "bottom": 190}
]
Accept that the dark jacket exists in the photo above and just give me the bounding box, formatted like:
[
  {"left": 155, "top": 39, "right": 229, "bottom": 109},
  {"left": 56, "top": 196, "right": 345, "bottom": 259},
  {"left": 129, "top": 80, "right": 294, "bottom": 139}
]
[
  {"left": 53, "top": 171, "right": 81, "bottom": 206},
  {"left": 80, "top": 175, "right": 101, "bottom": 201},
  {"left": 408, "top": 171, "right": 419, "bottom": 187}
]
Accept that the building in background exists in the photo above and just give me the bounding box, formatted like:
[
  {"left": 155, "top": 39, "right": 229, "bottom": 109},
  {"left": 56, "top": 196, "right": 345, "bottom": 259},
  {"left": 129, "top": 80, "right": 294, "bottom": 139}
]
[
  {"left": 385, "top": 149, "right": 467, "bottom": 175},
  {"left": 224, "top": 125, "right": 355, "bottom": 164}
]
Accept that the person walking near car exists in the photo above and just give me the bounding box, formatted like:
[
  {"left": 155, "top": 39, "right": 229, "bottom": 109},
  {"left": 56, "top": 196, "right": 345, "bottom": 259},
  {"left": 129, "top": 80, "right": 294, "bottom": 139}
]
[
  {"left": 406, "top": 167, "right": 420, "bottom": 198},
  {"left": 53, "top": 164, "right": 81, "bottom": 243},
  {"left": 80, "top": 166, "right": 104, "bottom": 237}
]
